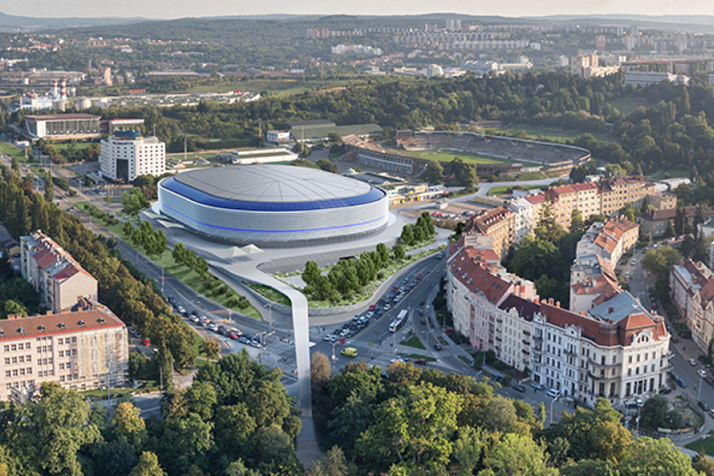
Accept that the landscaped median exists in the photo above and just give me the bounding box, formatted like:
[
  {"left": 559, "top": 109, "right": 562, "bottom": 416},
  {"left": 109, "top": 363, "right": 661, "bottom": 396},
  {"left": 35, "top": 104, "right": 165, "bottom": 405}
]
[{"left": 73, "top": 206, "right": 263, "bottom": 320}]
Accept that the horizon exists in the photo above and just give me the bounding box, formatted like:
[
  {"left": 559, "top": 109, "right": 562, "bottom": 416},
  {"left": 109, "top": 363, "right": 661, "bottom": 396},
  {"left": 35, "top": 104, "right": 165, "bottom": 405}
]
[{"left": 4, "top": 3, "right": 714, "bottom": 21}]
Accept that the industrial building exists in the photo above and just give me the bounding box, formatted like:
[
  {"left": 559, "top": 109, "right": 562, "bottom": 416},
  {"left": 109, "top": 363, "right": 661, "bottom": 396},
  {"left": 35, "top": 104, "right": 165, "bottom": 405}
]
[
  {"left": 99, "top": 131, "right": 166, "bottom": 183},
  {"left": 157, "top": 165, "right": 389, "bottom": 247},
  {"left": 24, "top": 113, "right": 101, "bottom": 140}
]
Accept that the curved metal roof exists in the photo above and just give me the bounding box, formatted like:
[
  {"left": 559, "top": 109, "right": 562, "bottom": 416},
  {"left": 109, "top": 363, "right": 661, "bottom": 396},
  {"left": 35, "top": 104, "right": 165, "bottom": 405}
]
[{"left": 162, "top": 165, "right": 386, "bottom": 212}]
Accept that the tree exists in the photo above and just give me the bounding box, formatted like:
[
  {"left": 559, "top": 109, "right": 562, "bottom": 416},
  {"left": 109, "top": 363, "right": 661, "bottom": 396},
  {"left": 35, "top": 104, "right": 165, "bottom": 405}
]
[
  {"left": 200, "top": 338, "right": 221, "bottom": 360},
  {"left": 3, "top": 300, "right": 27, "bottom": 317},
  {"left": 355, "top": 383, "right": 461, "bottom": 469},
  {"left": 448, "top": 158, "right": 477, "bottom": 187},
  {"left": 44, "top": 169, "right": 54, "bottom": 202},
  {"left": 570, "top": 209, "right": 584, "bottom": 234},
  {"left": 693, "top": 451, "right": 714, "bottom": 476},
  {"left": 422, "top": 160, "right": 444, "bottom": 184},
  {"left": 618, "top": 202, "right": 637, "bottom": 223},
  {"left": 307, "top": 446, "right": 348, "bottom": 476},
  {"left": 129, "top": 351, "right": 148, "bottom": 379},
  {"left": 393, "top": 244, "right": 405, "bottom": 261},
  {"left": 129, "top": 452, "right": 166, "bottom": 476},
  {"left": 184, "top": 381, "right": 218, "bottom": 421},
  {"left": 317, "top": 158, "right": 338, "bottom": 174},
  {"left": 224, "top": 459, "right": 260, "bottom": 476},
  {"left": 641, "top": 246, "right": 682, "bottom": 278},
  {"left": 111, "top": 402, "right": 147, "bottom": 450},
  {"left": 481, "top": 433, "right": 558, "bottom": 476},
  {"left": 400, "top": 224, "right": 414, "bottom": 246},
  {"left": 619, "top": 437, "right": 700, "bottom": 476},
  {"left": 538, "top": 402, "right": 547, "bottom": 424},
  {"left": 302, "top": 260, "right": 321, "bottom": 287},
  {"left": 311, "top": 352, "right": 332, "bottom": 393},
  {"left": 214, "top": 404, "right": 257, "bottom": 459},
  {"left": 453, "top": 427, "right": 486, "bottom": 476}
]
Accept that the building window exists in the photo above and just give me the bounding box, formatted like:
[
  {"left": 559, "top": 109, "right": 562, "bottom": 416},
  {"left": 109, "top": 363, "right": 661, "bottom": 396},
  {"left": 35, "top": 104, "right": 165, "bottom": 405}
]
[
  {"left": 59, "top": 351, "right": 64, "bottom": 358},
  {"left": 58, "top": 338, "right": 63, "bottom": 345},
  {"left": 11, "top": 357, "right": 16, "bottom": 364}
]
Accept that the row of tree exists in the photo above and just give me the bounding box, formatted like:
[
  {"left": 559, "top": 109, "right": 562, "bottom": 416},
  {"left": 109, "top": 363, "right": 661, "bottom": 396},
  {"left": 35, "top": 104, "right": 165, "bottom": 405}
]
[
  {"left": 0, "top": 165, "right": 198, "bottom": 371},
  {"left": 400, "top": 212, "right": 437, "bottom": 246},
  {"left": 125, "top": 221, "right": 168, "bottom": 259}
]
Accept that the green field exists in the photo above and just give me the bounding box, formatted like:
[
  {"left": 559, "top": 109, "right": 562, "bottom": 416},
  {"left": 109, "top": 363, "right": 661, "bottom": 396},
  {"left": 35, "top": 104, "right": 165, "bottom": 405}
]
[
  {"left": 400, "top": 335, "right": 426, "bottom": 350},
  {"left": 53, "top": 142, "right": 96, "bottom": 150},
  {"left": 397, "top": 149, "right": 520, "bottom": 165},
  {"left": 189, "top": 78, "right": 369, "bottom": 97},
  {"left": 650, "top": 168, "right": 691, "bottom": 181},
  {"left": 0, "top": 142, "right": 31, "bottom": 163},
  {"left": 686, "top": 436, "right": 714, "bottom": 456},
  {"left": 606, "top": 97, "right": 654, "bottom": 115},
  {"left": 493, "top": 126, "right": 616, "bottom": 144}
]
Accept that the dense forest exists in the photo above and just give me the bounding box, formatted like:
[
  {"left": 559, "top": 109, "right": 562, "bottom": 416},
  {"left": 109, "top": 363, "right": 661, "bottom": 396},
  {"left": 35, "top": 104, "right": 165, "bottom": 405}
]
[
  {"left": 0, "top": 351, "right": 302, "bottom": 476},
  {"left": 310, "top": 354, "right": 710, "bottom": 476}
]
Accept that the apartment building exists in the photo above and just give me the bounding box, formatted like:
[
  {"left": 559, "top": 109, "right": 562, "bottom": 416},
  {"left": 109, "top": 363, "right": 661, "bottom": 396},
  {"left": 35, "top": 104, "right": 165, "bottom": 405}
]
[
  {"left": 496, "top": 295, "right": 539, "bottom": 372},
  {"left": 508, "top": 194, "right": 545, "bottom": 244},
  {"left": 463, "top": 206, "right": 516, "bottom": 258},
  {"left": 570, "top": 254, "right": 621, "bottom": 314},
  {"left": 640, "top": 206, "right": 714, "bottom": 238},
  {"left": 20, "top": 231, "right": 98, "bottom": 314},
  {"left": 446, "top": 244, "right": 537, "bottom": 351},
  {"left": 0, "top": 298, "right": 128, "bottom": 401},
  {"left": 646, "top": 192, "right": 677, "bottom": 211},
  {"left": 546, "top": 182, "right": 600, "bottom": 229},
  {"left": 574, "top": 218, "right": 639, "bottom": 269},
  {"left": 599, "top": 176, "right": 652, "bottom": 216},
  {"left": 533, "top": 294, "right": 670, "bottom": 405},
  {"left": 670, "top": 259, "right": 714, "bottom": 351}
]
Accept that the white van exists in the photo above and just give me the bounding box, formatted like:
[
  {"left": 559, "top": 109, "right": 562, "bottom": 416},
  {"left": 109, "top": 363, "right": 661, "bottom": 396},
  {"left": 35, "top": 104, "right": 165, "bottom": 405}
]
[{"left": 546, "top": 388, "right": 560, "bottom": 399}]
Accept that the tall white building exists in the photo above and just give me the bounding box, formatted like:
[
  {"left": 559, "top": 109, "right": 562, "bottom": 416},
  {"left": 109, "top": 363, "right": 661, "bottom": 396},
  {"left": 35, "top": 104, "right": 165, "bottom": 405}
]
[{"left": 99, "top": 131, "right": 165, "bottom": 183}]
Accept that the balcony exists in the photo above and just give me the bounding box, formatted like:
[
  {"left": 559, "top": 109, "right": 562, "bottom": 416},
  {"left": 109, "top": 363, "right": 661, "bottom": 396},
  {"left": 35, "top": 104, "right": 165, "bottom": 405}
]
[
  {"left": 587, "top": 370, "right": 618, "bottom": 382},
  {"left": 522, "top": 339, "right": 531, "bottom": 346},
  {"left": 533, "top": 346, "right": 543, "bottom": 354},
  {"left": 534, "top": 334, "right": 543, "bottom": 341},
  {"left": 588, "top": 357, "right": 619, "bottom": 369},
  {"left": 496, "top": 336, "right": 502, "bottom": 342},
  {"left": 496, "top": 317, "right": 503, "bottom": 323},
  {"left": 522, "top": 349, "right": 530, "bottom": 355},
  {"left": 563, "top": 349, "right": 577, "bottom": 357}
]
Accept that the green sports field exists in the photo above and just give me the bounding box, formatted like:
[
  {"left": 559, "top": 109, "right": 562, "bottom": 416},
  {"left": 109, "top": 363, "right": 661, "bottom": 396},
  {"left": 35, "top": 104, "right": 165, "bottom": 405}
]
[{"left": 395, "top": 149, "right": 522, "bottom": 166}]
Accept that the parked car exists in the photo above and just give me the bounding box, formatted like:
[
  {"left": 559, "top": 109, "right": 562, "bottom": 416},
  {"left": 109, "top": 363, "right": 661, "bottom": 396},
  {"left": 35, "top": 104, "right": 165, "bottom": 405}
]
[
  {"left": 545, "top": 388, "right": 560, "bottom": 399},
  {"left": 689, "top": 358, "right": 698, "bottom": 366},
  {"left": 433, "top": 343, "right": 443, "bottom": 351},
  {"left": 142, "top": 338, "right": 150, "bottom": 346},
  {"left": 341, "top": 347, "right": 358, "bottom": 357},
  {"left": 414, "top": 358, "right": 427, "bottom": 365},
  {"left": 700, "top": 401, "right": 711, "bottom": 412},
  {"left": 530, "top": 382, "right": 545, "bottom": 391},
  {"left": 337, "top": 337, "right": 346, "bottom": 345},
  {"left": 659, "top": 386, "right": 672, "bottom": 395},
  {"left": 698, "top": 369, "right": 708, "bottom": 378},
  {"left": 512, "top": 384, "right": 526, "bottom": 393}
]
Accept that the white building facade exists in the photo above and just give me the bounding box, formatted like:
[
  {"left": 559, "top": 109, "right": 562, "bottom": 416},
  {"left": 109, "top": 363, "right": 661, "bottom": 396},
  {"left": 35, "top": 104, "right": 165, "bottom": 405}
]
[{"left": 99, "top": 131, "right": 165, "bottom": 183}]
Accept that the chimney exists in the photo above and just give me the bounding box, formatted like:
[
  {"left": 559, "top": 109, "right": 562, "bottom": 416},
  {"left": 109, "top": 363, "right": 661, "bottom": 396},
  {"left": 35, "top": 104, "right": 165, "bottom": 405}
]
[
  {"left": 608, "top": 307, "right": 614, "bottom": 314},
  {"left": 45, "top": 310, "right": 52, "bottom": 315},
  {"left": 60, "top": 79, "right": 66, "bottom": 99},
  {"left": 555, "top": 301, "right": 560, "bottom": 308},
  {"left": 6, "top": 314, "right": 22, "bottom": 320}
]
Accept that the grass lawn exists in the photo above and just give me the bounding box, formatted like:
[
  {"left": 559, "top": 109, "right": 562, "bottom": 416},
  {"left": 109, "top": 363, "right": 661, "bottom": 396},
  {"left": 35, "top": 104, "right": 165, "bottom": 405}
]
[
  {"left": 0, "top": 142, "right": 31, "bottom": 163},
  {"left": 606, "top": 97, "right": 655, "bottom": 115},
  {"left": 488, "top": 184, "right": 547, "bottom": 196},
  {"left": 243, "top": 282, "right": 291, "bottom": 306},
  {"left": 492, "top": 126, "right": 616, "bottom": 144},
  {"left": 96, "top": 217, "right": 263, "bottom": 320},
  {"left": 400, "top": 335, "right": 426, "bottom": 350},
  {"left": 150, "top": 251, "right": 262, "bottom": 320},
  {"left": 650, "top": 168, "right": 691, "bottom": 181},
  {"left": 518, "top": 171, "right": 545, "bottom": 181},
  {"left": 396, "top": 149, "right": 521, "bottom": 165},
  {"left": 189, "top": 78, "right": 368, "bottom": 96},
  {"left": 686, "top": 436, "right": 714, "bottom": 456}
]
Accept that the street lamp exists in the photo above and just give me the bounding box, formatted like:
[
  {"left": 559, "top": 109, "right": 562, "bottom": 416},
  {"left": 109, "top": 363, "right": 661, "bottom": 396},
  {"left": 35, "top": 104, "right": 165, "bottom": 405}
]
[
  {"left": 699, "top": 372, "right": 704, "bottom": 400},
  {"left": 331, "top": 341, "right": 337, "bottom": 362},
  {"left": 265, "top": 302, "right": 273, "bottom": 331},
  {"left": 550, "top": 395, "right": 560, "bottom": 425}
]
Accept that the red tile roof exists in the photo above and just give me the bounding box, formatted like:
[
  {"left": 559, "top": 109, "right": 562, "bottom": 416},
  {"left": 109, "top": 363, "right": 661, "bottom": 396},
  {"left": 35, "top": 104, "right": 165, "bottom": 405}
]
[{"left": 450, "top": 248, "right": 512, "bottom": 305}]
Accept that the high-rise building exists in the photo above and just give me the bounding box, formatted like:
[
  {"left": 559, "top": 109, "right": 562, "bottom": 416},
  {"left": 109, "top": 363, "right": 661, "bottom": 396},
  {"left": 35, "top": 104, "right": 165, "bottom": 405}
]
[{"left": 99, "top": 131, "right": 165, "bottom": 183}]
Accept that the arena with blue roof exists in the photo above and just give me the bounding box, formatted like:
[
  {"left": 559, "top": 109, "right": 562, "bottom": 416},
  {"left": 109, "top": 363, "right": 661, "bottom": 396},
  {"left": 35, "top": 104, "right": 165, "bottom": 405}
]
[{"left": 157, "top": 164, "right": 390, "bottom": 247}]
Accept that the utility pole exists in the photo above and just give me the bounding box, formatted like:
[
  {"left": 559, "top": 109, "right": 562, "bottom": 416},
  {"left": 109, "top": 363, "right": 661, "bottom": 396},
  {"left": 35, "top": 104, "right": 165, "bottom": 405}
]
[
  {"left": 183, "top": 133, "right": 187, "bottom": 162},
  {"left": 550, "top": 396, "right": 560, "bottom": 425},
  {"left": 161, "top": 268, "right": 165, "bottom": 296}
]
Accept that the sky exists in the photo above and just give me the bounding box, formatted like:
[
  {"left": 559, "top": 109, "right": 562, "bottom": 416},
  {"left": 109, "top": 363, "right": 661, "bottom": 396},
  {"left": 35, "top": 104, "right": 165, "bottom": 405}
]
[{"left": 3, "top": 0, "right": 714, "bottom": 19}]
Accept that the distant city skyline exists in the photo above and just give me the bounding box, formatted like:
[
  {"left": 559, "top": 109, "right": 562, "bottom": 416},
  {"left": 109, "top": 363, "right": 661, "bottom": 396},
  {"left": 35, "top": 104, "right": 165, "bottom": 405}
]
[{"left": 4, "top": 1, "right": 714, "bottom": 20}]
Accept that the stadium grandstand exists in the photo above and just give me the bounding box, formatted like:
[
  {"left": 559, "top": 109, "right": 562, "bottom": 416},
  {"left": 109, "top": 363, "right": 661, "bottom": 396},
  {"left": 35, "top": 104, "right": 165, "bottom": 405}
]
[{"left": 398, "top": 131, "right": 591, "bottom": 170}]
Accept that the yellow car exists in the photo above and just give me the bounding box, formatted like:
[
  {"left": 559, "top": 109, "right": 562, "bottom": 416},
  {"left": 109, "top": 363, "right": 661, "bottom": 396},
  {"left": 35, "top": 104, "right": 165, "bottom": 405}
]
[{"left": 341, "top": 347, "right": 358, "bottom": 357}]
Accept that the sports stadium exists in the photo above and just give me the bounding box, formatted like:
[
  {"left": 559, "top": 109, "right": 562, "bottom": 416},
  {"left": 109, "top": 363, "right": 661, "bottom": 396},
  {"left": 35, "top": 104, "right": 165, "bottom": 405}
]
[{"left": 157, "top": 165, "right": 390, "bottom": 247}]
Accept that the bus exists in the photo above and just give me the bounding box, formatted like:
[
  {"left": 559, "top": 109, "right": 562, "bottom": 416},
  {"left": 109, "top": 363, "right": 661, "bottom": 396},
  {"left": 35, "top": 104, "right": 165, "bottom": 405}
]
[{"left": 389, "top": 310, "right": 408, "bottom": 333}]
